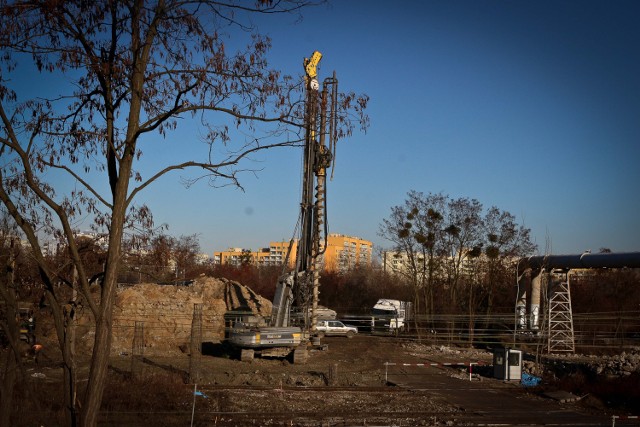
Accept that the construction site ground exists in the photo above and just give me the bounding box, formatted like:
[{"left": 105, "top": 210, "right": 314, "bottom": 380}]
[
  {"left": 11, "top": 279, "right": 640, "bottom": 426},
  {"left": 21, "top": 335, "right": 632, "bottom": 427}
]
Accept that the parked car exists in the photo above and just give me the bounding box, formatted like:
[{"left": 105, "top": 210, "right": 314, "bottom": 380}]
[{"left": 316, "top": 320, "right": 357, "bottom": 338}]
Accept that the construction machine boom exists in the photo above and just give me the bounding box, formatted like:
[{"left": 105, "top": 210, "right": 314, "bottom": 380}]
[{"left": 228, "top": 50, "right": 339, "bottom": 362}]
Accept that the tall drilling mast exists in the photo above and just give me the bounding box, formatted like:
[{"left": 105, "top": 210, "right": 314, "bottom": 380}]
[
  {"left": 294, "top": 50, "right": 338, "bottom": 334},
  {"left": 230, "top": 51, "right": 339, "bottom": 363}
]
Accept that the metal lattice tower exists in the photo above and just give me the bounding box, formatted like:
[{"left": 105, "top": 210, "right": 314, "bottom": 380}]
[
  {"left": 547, "top": 274, "right": 575, "bottom": 353},
  {"left": 189, "top": 303, "right": 203, "bottom": 383}
]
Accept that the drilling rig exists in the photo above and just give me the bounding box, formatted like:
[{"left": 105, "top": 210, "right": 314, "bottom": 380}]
[{"left": 227, "top": 51, "right": 339, "bottom": 363}]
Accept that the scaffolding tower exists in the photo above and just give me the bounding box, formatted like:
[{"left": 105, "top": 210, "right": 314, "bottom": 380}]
[{"left": 547, "top": 272, "right": 575, "bottom": 353}]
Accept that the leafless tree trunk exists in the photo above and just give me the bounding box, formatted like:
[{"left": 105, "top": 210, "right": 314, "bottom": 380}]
[{"left": 0, "top": 3, "right": 368, "bottom": 425}]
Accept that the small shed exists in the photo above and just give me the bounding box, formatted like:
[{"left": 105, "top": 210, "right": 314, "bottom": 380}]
[{"left": 493, "top": 347, "right": 522, "bottom": 381}]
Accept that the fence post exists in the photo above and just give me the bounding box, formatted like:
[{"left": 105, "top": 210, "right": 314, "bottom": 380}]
[
  {"left": 191, "top": 384, "right": 197, "bottom": 427},
  {"left": 189, "top": 303, "right": 203, "bottom": 383},
  {"left": 384, "top": 362, "right": 394, "bottom": 383},
  {"left": 328, "top": 363, "right": 338, "bottom": 386},
  {"left": 131, "top": 321, "right": 145, "bottom": 377}
]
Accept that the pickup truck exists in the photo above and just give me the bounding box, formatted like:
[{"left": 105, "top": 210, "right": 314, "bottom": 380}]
[{"left": 315, "top": 320, "right": 358, "bottom": 338}]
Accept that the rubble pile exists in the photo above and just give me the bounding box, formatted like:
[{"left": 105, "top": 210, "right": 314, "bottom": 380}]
[
  {"left": 521, "top": 349, "right": 640, "bottom": 379},
  {"left": 402, "top": 342, "right": 640, "bottom": 380},
  {"left": 588, "top": 348, "right": 640, "bottom": 376},
  {"left": 523, "top": 360, "right": 541, "bottom": 375},
  {"left": 104, "top": 276, "right": 271, "bottom": 356},
  {"left": 401, "top": 342, "right": 493, "bottom": 362}
]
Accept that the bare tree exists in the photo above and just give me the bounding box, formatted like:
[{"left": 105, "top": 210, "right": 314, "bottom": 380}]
[
  {"left": 139, "top": 232, "right": 202, "bottom": 281},
  {"left": 139, "top": 233, "right": 176, "bottom": 282},
  {"left": 378, "top": 191, "right": 448, "bottom": 327},
  {"left": 0, "top": 1, "right": 368, "bottom": 425},
  {"left": 378, "top": 193, "right": 425, "bottom": 332},
  {"left": 441, "top": 196, "right": 483, "bottom": 308},
  {"left": 480, "top": 206, "right": 536, "bottom": 316},
  {"left": 172, "top": 234, "right": 201, "bottom": 279},
  {"left": 380, "top": 192, "right": 537, "bottom": 331},
  {"left": 458, "top": 206, "right": 537, "bottom": 338}
]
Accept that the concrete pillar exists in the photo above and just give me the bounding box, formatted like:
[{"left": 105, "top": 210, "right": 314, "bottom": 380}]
[
  {"left": 516, "top": 269, "right": 530, "bottom": 329},
  {"left": 530, "top": 269, "right": 542, "bottom": 330}
]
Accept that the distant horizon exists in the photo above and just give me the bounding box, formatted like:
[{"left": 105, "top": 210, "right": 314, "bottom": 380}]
[{"left": 34, "top": 227, "right": 640, "bottom": 260}]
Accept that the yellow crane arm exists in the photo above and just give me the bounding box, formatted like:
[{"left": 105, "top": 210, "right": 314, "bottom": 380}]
[{"left": 304, "top": 51, "right": 322, "bottom": 79}]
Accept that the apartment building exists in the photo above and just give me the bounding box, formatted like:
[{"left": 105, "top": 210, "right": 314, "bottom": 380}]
[
  {"left": 213, "top": 234, "right": 373, "bottom": 272},
  {"left": 381, "top": 250, "right": 423, "bottom": 276},
  {"left": 322, "top": 233, "right": 373, "bottom": 272},
  {"left": 382, "top": 249, "right": 516, "bottom": 278},
  {"left": 213, "top": 241, "right": 298, "bottom": 268}
]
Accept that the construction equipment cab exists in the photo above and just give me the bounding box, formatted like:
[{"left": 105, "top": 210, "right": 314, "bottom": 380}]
[{"left": 18, "top": 305, "right": 36, "bottom": 344}]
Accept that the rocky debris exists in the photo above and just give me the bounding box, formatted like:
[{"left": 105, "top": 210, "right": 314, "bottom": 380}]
[
  {"left": 402, "top": 342, "right": 493, "bottom": 361},
  {"left": 104, "top": 276, "right": 271, "bottom": 356},
  {"left": 402, "top": 342, "right": 640, "bottom": 381},
  {"left": 523, "top": 360, "right": 542, "bottom": 375},
  {"left": 515, "top": 350, "right": 640, "bottom": 381},
  {"left": 588, "top": 348, "right": 640, "bottom": 376},
  {"left": 535, "top": 347, "right": 640, "bottom": 378},
  {"left": 544, "top": 390, "right": 582, "bottom": 403}
]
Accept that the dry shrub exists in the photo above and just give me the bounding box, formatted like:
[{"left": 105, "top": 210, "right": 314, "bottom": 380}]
[
  {"left": 101, "top": 370, "right": 191, "bottom": 412},
  {"left": 548, "top": 367, "right": 640, "bottom": 413},
  {"left": 8, "top": 378, "right": 68, "bottom": 426},
  {"left": 585, "top": 372, "right": 640, "bottom": 411}
]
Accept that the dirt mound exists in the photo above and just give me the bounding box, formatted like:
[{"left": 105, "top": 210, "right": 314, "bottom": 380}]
[{"left": 107, "top": 276, "right": 271, "bottom": 356}]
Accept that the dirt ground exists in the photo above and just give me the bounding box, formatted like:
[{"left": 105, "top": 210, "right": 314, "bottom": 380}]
[
  {"left": 111, "top": 334, "right": 489, "bottom": 426},
  {"left": 21, "top": 335, "right": 474, "bottom": 426},
  {"left": 152, "top": 334, "right": 493, "bottom": 387},
  {"left": 15, "top": 325, "right": 636, "bottom": 426},
  {"left": 101, "top": 334, "right": 624, "bottom": 427},
  {"left": 10, "top": 279, "right": 638, "bottom": 426}
]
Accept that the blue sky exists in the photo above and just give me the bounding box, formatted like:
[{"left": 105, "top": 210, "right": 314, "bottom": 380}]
[
  {"left": 10, "top": 1, "right": 639, "bottom": 258},
  {"left": 147, "top": 0, "right": 640, "bottom": 257}
]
